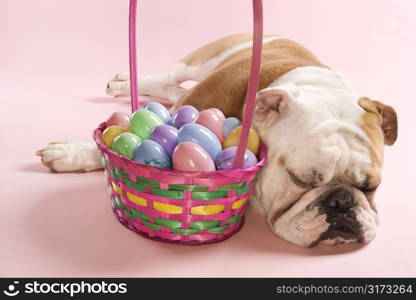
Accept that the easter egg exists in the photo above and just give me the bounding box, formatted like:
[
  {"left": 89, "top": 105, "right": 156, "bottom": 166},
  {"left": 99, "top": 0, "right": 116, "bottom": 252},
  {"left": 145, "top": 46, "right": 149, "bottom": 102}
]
[
  {"left": 130, "top": 110, "right": 164, "bottom": 140},
  {"left": 101, "top": 125, "right": 127, "bottom": 147},
  {"left": 106, "top": 111, "right": 130, "bottom": 130},
  {"left": 173, "top": 142, "right": 215, "bottom": 172},
  {"left": 177, "top": 123, "right": 222, "bottom": 160},
  {"left": 133, "top": 140, "right": 171, "bottom": 168},
  {"left": 149, "top": 124, "right": 178, "bottom": 156},
  {"left": 171, "top": 105, "right": 199, "bottom": 129},
  {"left": 194, "top": 109, "right": 224, "bottom": 142},
  {"left": 209, "top": 108, "right": 225, "bottom": 121},
  {"left": 215, "top": 146, "right": 258, "bottom": 170},
  {"left": 112, "top": 132, "right": 141, "bottom": 159},
  {"left": 143, "top": 101, "right": 172, "bottom": 124},
  {"left": 223, "top": 125, "right": 260, "bottom": 155},
  {"left": 223, "top": 117, "right": 241, "bottom": 137}
]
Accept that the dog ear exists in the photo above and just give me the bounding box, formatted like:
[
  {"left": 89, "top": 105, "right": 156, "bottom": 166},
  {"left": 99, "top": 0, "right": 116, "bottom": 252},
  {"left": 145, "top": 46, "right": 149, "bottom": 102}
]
[
  {"left": 254, "top": 84, "right": 297, "bottom": 117},
  {"left": 358, "top": 97, "right": 398, "bottom": 146}
]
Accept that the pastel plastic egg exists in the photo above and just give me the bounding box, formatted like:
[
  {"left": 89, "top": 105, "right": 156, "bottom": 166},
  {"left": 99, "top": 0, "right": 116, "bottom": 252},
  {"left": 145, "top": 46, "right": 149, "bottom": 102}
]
[
  {"left": 223, "top": 117, "right": 241, "bottom": 137},
  {"left": 209, "top": 108, "right": 225, "bottom": 121},
  {"left": 149, "top": 124, "right": 178, "bottom": 156},
  {"left": 171, "top": 105, "right": 199, "bottom": 129},
  {"left": 173, "top": 142, "right": 215, "bottom": 172},
  {"left": 223, "top": 125, "right": 260, "bottom": 155},
  {"left": 177, "top": 123, "right": 222, "bottom": 160},
  {"left": 130, "top": 110, "right": 164, "bottom": 140},
  {"left": 112, "top": 132, "right": 141, "bottom": 159},
  {"left": 143, "top": 101, "right": 172, "bottom": 124},
  {"left": 101, "top": 125, "right": 127, "bottom": 147},
  {"left": 215, "top": 146, "right": 258, "bottom": 170},
  {"left": 133, "top": 140, "right": 171, "bottom": 168},
  {"left": 194, "top": 109, "right": 224, "bottom": 142},
  {"left": 106, "top": 111, "right": 130, "bottom": 130}
]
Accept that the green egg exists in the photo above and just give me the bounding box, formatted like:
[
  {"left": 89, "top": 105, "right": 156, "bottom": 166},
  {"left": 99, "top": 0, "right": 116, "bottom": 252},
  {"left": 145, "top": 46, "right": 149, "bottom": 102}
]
[
  {"left": 111, "top": 132, "right": 141, "bottom": 159},
  {"left": 130, "top": 110, "right": 164, "bottom": 140}
]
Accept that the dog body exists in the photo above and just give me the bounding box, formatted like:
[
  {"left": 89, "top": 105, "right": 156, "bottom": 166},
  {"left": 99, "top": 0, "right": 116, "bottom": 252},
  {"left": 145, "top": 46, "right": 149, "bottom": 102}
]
[{"left": 38, "top": 34, "right": 397, "bottom": 247}]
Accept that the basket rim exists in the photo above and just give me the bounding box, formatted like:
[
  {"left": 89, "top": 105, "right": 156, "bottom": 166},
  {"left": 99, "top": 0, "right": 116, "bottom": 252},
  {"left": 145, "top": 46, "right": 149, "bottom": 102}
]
[{"left": 93, "top": 122, "right": 267, "bottom": 177}]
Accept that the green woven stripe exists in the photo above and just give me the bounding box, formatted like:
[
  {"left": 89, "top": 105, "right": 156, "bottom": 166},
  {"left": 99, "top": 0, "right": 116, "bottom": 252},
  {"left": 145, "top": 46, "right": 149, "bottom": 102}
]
[
  {"left": 168, "top": 184, "right": 208, "bottom": 192},
  {"left": 170, "top": 228, "right": 200, "bottom": 235},
  {"left": 226, "top": 215, "right": 241, "bottom": 225},
  {"left": 237, "top": 184, "right": 251, "bottom": 195},
  {"left": 122, "top": 209, "right": 135, "bottom": 221},
  {"left": 192, "top": 190, "right": 228, "bottom": 200},
  {"left": 110, "top": 168, "right": 118, "bottom": 179},
  {"left": 142, "top": 221, "right": 162, "bottom": 230},
  {"left": 136, "top": 176, "right": 160, "bottom": 188},
  {"left": 154, "top": 217, "right": 182, "bottom": 228},
  {"left": 152, "top": 188, "right": 184, "bottom": 199},
  {"left": 124, "top": 180, "right": 146, "bottom": 192},
  {"left": 114, "top": 197, "right": 125, "bottom": 209},
  {"left": 114, "top": 168, "right": 127, "bottom": 178},
  {"left": 190, "top": 220, "right": 220, "bottom": 230},
  {"left": 207, "top": 225, "right": 230, "bottom": 234},
  {"left": 101, "top": 156, "right": 108, "bottom": 167},
  {"left": 217, "top": 182, "right": 246, "bottom": 191},
  {"left": 130, "top": 208, "right": 149, "bottom": 221},
  {"left": 115, "top": 168, "right": 160, "bottom": 188}
]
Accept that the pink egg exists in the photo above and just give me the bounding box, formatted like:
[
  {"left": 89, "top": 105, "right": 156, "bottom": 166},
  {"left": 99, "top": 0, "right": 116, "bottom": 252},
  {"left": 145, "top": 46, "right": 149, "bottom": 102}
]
[
  {"left": 194, "top": 109, "right": 224, "bottom": 142},
  {"left": 209, "top": 108, "right": 226, "bottom": 121},
  {"left": 106, "top": 111, "right": 130, "bottom": 130},
  {"left": 172, "top": 142, "right": 215, "bottom": 172}
]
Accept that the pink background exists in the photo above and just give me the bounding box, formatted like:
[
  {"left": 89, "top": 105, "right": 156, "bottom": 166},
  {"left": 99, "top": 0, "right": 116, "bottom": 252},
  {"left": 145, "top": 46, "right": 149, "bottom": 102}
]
[{"left": 1, "top": 0, "right": 415, "bottom": 277}]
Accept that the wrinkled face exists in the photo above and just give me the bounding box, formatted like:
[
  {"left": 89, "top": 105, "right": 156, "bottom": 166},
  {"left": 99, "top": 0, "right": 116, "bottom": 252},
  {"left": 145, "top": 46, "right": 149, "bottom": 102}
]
[{"left": 252, "top": 84, "right": 398, "bottom": 247}]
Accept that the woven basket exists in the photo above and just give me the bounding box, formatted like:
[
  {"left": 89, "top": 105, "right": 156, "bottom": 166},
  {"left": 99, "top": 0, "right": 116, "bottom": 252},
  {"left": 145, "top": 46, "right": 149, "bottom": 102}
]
[
  {"left": 93, "top": 0, "right": 266, "bottom": 245},
  {"left": 94, "top": 123, "right": 266, "bottom": 244}
]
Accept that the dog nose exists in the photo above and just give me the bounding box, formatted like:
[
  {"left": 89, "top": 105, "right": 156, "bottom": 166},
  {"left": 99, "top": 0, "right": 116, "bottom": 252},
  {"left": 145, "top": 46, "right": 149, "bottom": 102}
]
[{"left": 323, "top": 187, "right": 354, "bottom": 213}]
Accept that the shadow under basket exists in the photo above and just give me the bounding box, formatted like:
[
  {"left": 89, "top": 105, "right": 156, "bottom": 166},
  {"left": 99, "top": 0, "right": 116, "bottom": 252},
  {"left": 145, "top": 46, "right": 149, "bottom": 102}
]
[{"left": 93, "top": 122, "right": 267, "bottom": 245}]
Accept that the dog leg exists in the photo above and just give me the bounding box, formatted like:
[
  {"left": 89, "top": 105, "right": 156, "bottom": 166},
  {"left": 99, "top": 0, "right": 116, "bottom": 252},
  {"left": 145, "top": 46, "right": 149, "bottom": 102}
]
[
  {"left": 106, "top": 72, "right": 187, "bottom": 103},
  {"left": 36, "top": 142, "right": 103, "bottom": 173}
]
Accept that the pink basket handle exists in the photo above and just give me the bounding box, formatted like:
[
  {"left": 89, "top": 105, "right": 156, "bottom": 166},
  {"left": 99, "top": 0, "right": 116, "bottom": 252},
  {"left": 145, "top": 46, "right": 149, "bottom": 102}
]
[
  {"left": 128, "top": 0, "right": 263, "bottom": 169},
  {"left": 233, "top": 0, "right": 263, "bottom": 168},
  {"left": 129, "top": 0, "right": 139, "bottom": 112}
]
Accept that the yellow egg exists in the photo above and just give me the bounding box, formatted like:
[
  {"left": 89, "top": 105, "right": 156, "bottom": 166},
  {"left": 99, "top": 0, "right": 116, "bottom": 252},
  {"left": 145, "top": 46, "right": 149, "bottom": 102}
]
[
  {"left": 222, "top": 126, "right": 260, "bottom": 155},
  {"left": 102, "top": 125, "right": 127, "bottom": 147}
]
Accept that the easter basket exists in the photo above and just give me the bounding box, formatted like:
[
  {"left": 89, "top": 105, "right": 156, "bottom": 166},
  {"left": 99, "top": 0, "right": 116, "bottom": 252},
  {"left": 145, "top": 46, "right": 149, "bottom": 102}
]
[{"left": 93, "top": 0, "right": 267, "bottom": 245}]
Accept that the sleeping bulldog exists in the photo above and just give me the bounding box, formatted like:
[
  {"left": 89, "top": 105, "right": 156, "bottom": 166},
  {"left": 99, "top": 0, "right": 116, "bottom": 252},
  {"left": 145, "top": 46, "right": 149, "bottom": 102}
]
[{"left": 37, "top": 34, "right": 398, "bottom": 247}]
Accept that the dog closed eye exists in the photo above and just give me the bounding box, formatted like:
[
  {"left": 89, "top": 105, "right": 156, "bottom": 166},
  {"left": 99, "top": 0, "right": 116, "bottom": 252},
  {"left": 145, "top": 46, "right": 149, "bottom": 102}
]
[{"left": 287, "top": 170, "right": 313, "bottom": 189}]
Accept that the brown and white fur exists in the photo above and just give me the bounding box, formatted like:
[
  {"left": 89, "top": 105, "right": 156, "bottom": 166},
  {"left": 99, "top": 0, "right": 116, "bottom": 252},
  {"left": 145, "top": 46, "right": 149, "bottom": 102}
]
[{"left": 37, "top": 34, "right": 398, "bottom": 247}]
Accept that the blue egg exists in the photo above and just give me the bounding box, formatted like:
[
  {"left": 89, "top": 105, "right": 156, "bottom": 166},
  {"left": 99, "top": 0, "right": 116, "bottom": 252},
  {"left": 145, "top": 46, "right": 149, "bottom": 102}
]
[
  {"left": 143, "top": 101, "right": 172, "bottom": 124},
  {"left": 223, "top": 117, "right": 242, "bottom": 137},
  {"left": 133, "top": 140, "right": 171, "bottom": 168},
  {"left": 177, "top": 123, "right": 222, "bottom": 161}
]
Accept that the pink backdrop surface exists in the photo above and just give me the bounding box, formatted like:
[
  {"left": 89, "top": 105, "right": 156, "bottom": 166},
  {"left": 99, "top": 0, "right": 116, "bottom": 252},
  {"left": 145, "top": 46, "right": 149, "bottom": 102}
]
[{"left": 1, "top": 0, "right": 415, "bottom": 277}]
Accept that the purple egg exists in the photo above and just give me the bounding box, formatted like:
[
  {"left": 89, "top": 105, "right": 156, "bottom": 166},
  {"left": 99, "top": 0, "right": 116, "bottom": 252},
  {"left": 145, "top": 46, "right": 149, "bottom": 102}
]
[
  {"left": 171, "top": 105, "right": 199, "bottom": 129},
  {"left": 149, "top": 124, "right": 178, "bottom": 156},
  {"left": 215, "top": 146, "right": 258, "bottom": 170}
]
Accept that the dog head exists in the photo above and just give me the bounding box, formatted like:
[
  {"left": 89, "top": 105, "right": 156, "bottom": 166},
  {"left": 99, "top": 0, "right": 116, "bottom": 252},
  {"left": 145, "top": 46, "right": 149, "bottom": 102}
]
[{"left": 252, "top": 67, "right": 398, "bottom": 247}]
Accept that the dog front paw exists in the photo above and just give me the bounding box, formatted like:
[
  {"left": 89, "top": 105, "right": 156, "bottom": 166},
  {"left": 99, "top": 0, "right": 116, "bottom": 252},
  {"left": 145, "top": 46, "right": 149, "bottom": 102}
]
[
  {"left": 106, "top": 72, "right": 130, "bottom": 98},
  {"left": 36, "top": 142, "right": 102, "bottom": 173}
]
